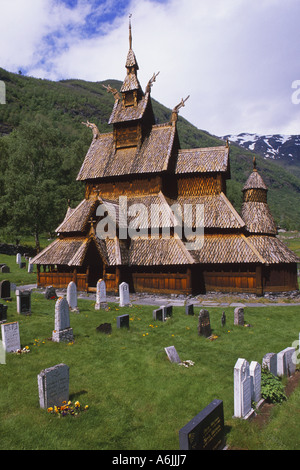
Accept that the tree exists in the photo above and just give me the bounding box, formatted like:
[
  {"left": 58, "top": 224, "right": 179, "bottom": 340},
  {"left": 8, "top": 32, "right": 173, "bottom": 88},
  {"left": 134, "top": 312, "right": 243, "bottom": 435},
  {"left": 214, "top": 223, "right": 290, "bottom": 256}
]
[{"left": 3, "top": 116, "right": 69, "bottom": 252}]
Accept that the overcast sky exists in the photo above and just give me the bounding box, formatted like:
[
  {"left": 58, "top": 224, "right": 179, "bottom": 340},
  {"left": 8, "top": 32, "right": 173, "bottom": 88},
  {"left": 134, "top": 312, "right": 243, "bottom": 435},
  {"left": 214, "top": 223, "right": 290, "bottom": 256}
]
[{"left": 1, "top": 0, "right": 300, "bottom": 136}]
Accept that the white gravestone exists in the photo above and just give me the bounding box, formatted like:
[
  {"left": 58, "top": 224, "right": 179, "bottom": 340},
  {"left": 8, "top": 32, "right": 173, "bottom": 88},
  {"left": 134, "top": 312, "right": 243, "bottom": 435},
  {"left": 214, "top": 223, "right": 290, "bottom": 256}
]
[
  {"left": 16, "top": 253, "right": 21, "bottom": 265},
  {"left": 95, "top": 279, "right": 108, "bottom": 310},
  {"left": 165, "top": 346, "right": 181, "bottom": 363},
  {"left": 234, "top": 358, "right": 254, "bottom": 419},
  {"left": 119, "top": 282, "right": 130, "bottom": 307},
  {"left": 277, "top": 347, "right": 296, "bottom": 377},
  {"left": 28, "top": 257, "right": 33, "bottom": 273},
  {"left": 67, "top": 281, "right": 79, "bottom": 312},
  {"left": 250, "top": 361, "right": 261, "bottom": 403},
  {"left": 37, "top": 363, "right": 69, "bottom": 409},
  {"left": 52, "top": 297, "right": 74, "bottom": 343},
  {"left": 262, "top": 353, "right": 277, "bottom": 376},
  {"left": 1, "top": 321, "right": 21, "bottom": 352}
]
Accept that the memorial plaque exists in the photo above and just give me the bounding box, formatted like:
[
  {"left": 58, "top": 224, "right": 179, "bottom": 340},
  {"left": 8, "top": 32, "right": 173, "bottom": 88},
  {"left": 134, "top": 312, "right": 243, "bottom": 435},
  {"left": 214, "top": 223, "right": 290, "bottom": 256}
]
[
  {"left": 37, "top": 363, "right": 69, "bottom": 409},
  {"left": 179, "top": 399, "right": 225, "bottom": 450},
  {"left": 1, "top": 321, "right": 21, "bottom": 352}
]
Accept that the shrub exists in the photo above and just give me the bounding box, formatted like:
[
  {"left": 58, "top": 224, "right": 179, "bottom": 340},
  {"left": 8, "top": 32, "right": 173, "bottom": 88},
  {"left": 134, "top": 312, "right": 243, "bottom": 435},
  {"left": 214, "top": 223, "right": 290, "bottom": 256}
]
[{"left": 261, "top": 367, "right": 287, "bottom": 404}]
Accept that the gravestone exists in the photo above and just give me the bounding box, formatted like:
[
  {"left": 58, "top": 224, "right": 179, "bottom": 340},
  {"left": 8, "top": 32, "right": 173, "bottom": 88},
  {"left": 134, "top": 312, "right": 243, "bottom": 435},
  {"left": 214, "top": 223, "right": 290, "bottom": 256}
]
[
  {"left": 0, "top": 304, "right": 8, "bottom": 323},
  {"left": 67, "top": 281, "right": 79, "bottom": 312},
  {"left": 1, "top": 321, "right": 21, "bottom": 352},
  {"left": 45, "top": 286, "right": 57, "bottom": 300},
  {"left": 262, "top": 353, "right": 277, "bottom": 376},
  {"left": 221, "top": 311, "right": 226, "bottom": 327},
  {"left": 37, "top": 363, "right": 69, "bottom": 409},
  {"left": 234, "top": 307, "right": 244, "bottom": 326},
  {"left": 119, "top": 282, "right": 130, "bottom": 307},
  {"left": 179, "top": 399, "right": 225, "bottom": 450},
  {"left": 250, "top": 361, "right": 261, "bottom": 403},
  {"left": 95, "top": 279, "right": 108, "bottom": 310},
  {"left": 0, "top": 280, "right": 11, "bottom": 301},
  {"left": 117, "top": 314, "right": 129, "bottom": 329},
  {"left": 52, "top": 297, "right": 74, "bottom": 343},
  {"left": 16, "top": 253, "right": 21, "bottom": 265},
  {"left": 28, "top": 258, "right": 33, "bottom": 273},
  {"left": 234, "top": 358, "right": 254, "bottom": 419},
  {"left": 277, "top": 347, "right": 296, "bottom": 377},
  {"left": 185, "top": 303, "right": 194, "bottom": 315},
  {"left": 163, "top": 305, "right": 173, "bottom": 318},
  {"left": 96, "top": 323, "right": 112, "bottom": 335},
  {"left": 16, "top": 289, "right": 31, "bottom": 315},
  {"left": 198, "top": 309, "right": 211, "bottom": 337},
  {"left": 165, "top": 346, "right": 181, "bottom": 363},
  {"left": 1, "top": 265, "right": 10, "bottom": 273},
  {"left": 153, "top": 307, "right": 165, "bottom": 322}
]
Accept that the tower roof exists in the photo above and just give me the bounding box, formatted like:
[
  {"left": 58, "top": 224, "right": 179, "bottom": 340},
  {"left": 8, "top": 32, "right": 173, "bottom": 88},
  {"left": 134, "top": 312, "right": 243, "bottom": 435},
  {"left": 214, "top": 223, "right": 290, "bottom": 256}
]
[{"left": 242, "top": 157, "right": 268, "bottom": 191}]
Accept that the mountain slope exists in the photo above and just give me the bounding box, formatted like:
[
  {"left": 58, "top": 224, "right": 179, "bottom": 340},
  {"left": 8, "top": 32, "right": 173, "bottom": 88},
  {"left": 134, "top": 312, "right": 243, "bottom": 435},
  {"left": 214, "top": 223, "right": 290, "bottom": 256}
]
[{"left": 0, "top": 67, "right": 300, "bottom": 232}]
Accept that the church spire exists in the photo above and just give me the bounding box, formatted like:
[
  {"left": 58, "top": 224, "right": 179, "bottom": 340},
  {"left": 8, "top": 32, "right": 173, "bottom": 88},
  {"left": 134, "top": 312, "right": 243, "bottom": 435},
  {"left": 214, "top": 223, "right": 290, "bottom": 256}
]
[{"left": 129, "top": 13, "right": 132, "bottom": 50}]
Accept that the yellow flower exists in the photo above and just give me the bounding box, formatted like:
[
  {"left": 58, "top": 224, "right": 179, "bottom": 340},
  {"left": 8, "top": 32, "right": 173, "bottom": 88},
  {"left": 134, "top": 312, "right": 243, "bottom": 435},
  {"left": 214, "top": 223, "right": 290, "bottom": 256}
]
[
  {"left": 75, "top": 401, "right": 80, "bottom": 408},
  {"left": 84, "top": 405, "right": 89, "bottom": 410},
  {"left": 25, "top": 345, "right": 29, "bottom": 349},
  {"left": 47, "top": 407, "right": 53, "bottom": 413}
]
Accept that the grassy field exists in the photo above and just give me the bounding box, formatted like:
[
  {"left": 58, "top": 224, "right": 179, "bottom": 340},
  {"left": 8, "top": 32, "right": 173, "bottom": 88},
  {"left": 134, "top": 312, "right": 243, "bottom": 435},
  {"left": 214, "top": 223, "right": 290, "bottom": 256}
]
[{"left": 1, "top": 255, "right": 300, "bottom": 450}]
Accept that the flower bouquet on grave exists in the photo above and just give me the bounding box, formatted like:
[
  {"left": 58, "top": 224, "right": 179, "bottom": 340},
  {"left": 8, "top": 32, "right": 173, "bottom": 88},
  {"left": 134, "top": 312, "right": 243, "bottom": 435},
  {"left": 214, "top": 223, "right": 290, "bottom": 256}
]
[{"left": 47, "top": 400, "right": 89, "bottom": 417}]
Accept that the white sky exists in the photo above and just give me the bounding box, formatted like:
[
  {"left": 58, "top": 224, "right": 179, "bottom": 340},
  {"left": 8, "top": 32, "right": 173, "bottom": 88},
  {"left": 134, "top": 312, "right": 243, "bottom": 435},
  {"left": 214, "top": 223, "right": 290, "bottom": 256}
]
[{"left": 0, "top": 0, "right": 300, "bottom": 136}]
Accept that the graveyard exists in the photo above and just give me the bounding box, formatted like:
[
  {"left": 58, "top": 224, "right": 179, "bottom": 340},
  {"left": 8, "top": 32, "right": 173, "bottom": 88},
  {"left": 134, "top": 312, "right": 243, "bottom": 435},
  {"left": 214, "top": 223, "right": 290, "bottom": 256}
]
[{"left": 1, "top": 254, "right": 300, "bottom": 450}]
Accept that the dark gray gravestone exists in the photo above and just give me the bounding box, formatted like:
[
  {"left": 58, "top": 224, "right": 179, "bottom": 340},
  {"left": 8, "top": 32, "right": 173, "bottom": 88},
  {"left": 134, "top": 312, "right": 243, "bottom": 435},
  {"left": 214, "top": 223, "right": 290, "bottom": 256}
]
[
  {"left": 96, "top": 323, "right": 112, "bottom": 335},
  {"left": 179, "top": 399, "right": 225, "bottom": 450},
  {"left": 1, "top": 265, "right": 10, "bottom": 273},
  {"left": 0, "top": 304, "right": 8, "bottom": 323},
  {"left": 198, "top": 309, "right": 211, "bottom": 337},
  {"left": 153, "top": 307, "right": 165, "bottom": 322},
  {"left": 221, "top": 311, "right": 226, "bottom": 327},
  {"left": 0, "top": 280, "right": 11, "bottom": 301},
  {"left": 164, "top": 305, "right": 173, "bottom": 318},
  {"left": 117, "top": 314, "right": 129, "bottom": 329},
  {"left": 185, "top": 303, "right": 194, "bottom": 315},
  {"left": 16, "top": 290, "right": 31, "bottom": 315}
]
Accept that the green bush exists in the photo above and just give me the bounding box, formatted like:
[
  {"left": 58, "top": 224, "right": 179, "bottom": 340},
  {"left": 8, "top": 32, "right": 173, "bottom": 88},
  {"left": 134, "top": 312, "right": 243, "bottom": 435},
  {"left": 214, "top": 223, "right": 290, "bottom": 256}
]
[{"left": 261, "top": 367, "right": 287, "bottom": 404}]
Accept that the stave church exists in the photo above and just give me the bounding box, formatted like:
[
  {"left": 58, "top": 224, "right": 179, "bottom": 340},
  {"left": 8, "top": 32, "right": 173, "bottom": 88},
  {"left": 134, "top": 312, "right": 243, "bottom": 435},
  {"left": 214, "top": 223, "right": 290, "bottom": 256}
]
[{"left": 31, "top": 20, "right": 300, "bottom": 295}]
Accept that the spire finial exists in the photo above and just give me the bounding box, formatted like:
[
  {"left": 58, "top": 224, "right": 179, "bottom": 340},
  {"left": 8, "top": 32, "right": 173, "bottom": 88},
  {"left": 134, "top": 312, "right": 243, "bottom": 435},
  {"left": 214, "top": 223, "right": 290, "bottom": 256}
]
[
  {"left": 129, "top": 13, "right": 132, "bottom": 49},
  {"left": 253, "top": 155, "right": 257, "bottom": 171}
]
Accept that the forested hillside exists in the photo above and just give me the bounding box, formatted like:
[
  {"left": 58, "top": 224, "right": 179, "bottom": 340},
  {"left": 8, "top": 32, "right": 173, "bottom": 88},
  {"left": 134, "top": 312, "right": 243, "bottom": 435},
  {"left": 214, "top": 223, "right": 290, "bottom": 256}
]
[{"left": 0, "top": 67, "right": 299, "bottom": 251}]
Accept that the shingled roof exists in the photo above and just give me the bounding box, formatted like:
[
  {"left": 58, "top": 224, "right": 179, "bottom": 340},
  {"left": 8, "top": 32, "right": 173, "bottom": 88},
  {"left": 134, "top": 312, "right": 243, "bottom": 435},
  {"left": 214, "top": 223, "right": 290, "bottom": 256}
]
[
  {"left": 77, "top": 123, "right": 176, "bottom": 180},
  {"left": 175, "top": 146, "right": 229, "bottom": 174}
]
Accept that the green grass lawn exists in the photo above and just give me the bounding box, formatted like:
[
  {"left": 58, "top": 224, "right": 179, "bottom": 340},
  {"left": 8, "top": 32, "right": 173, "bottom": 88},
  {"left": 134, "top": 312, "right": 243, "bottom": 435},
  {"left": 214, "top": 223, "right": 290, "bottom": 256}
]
[{"left": 1, "top": 254, "right": 300, "bottom": 450}]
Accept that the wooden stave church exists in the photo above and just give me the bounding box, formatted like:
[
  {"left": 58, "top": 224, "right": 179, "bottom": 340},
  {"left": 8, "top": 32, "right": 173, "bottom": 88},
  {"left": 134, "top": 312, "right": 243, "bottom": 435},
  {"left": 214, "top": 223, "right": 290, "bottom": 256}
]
[{"left": 31, "top": 22, "right": 300, "bottom": 296}]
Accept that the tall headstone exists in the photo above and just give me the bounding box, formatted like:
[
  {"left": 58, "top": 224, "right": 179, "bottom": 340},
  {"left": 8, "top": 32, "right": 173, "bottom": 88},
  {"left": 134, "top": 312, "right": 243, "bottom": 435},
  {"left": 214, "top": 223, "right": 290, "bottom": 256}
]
[
  {"left": 1, "top": 321, "right": 21, "bottom": 352},
  {"left": 52, "top": 297, "right": 74, "bottom": 343},
  {"left": 16, "top": 289, "right": 31, "bottom": 315},
  {"left": 119, "top": 282, "right": 130, "bottom": 307},
  {"left": 262, "top": 353, "right": 277, "bottom": 376},
  {"left": 28, "top": 258, "right": 33, "bottom": 273},
  {"left": 250, "top": 361, "right": 261, "bottom": 403},
  {"left": 221, "top": 311, "right": 226, "bottom": 327},
  {"left": 37, "top": 363, "right": 69, "bottom": 409},
  {"left": 198, "top": 309, "right": 211, "bottom": 337},
  {"left": 165, "top": 346, "right": 181, "bottom": 363},
  {"left": 277, "top": 347, "right": 296, "bottom": 377},
  {"left": 179, "top": 399, "right": 226, "bottom": 450},
  {"left": 16, "top": 253, "right": 21, "bottom": 265},
  {"left": 95, "top": 279, "right": 108, "bottom": 310},
  {"left": 0, "top": 280, "right": 11, "bottom": 301},
  {"left": 67, "top": 281, "right": 79, "bottom": 313},
  {"left": 234, "top": 307, "right": 244, "bottom": 326},
  {"left": 234, "top": 358, "right": 253, "bottom": 419}
]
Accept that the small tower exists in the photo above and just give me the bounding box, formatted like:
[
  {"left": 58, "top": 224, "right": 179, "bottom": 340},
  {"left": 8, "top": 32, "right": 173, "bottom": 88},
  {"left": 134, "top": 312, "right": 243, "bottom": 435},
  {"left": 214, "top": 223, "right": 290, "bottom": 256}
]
[{"left": 241, "top": 157, "right": 277, "bottom": 235}]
